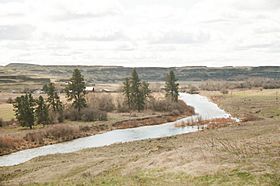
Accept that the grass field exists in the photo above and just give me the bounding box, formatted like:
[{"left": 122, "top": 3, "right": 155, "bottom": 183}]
[
  {"left": 0, "top": 104, "right": 14, "bottom": 121},
  {"left": 211, "top": 89, "right": 280, "bottom": 120},
  {"left": 0, "top": 89, "right": 279, "bottom": 185}
]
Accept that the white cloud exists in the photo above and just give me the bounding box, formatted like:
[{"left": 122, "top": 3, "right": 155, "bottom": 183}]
[{"left": 0, "top": 0, "right": 279, "bottom": 66}]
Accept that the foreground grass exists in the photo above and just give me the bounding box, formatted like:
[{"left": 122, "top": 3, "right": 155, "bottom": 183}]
[
  {"left": 22, "top": 169, "right": 279, "bottom": 186},
  {"left": 0, "top": 89, "right": 279, "bottom": 185}
]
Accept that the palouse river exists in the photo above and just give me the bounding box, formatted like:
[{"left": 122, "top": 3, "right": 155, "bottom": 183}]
[{"left": 0, "top": 93, "right": 235, "bottom": 166}]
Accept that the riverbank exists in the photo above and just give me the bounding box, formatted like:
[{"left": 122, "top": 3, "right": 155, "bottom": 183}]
[
  {"left": 0, "top": 105, "right": 194, "bottom": 156},
  {"left": 1, "top": 89, "right": 279, "bottom": 185}
]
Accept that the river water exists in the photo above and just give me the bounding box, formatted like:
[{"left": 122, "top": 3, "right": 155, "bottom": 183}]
[{"left": 0, "top": 93, "right": 234, "bottom": 166}]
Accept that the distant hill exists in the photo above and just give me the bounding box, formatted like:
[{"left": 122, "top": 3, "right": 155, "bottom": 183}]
[{"left": 2, "top": 63, "right": 280, "bottom": 83}]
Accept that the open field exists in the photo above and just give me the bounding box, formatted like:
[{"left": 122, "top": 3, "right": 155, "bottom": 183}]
[
  {"left": 0, "top": 104, "right": 14, "bottom": 121},
  {"left": 0, "top": 89, "right": 279, "bottom": 185},
  {"left": 202, "top": 89, "right": 280, "bottom": 120}
]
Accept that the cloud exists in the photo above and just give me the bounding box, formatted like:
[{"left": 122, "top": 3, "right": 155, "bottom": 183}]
[
  {"left": 62, "top": 31, "right": 126, "bottom": 41},
  {"left": 0, "top": 0, "right": 21, "bottom": 3},
  {"left": 0, "top": 0, "right": 280, "bottom": 66},
  {"left": 0, "top": 25, "right": 35, "bottom": 40},
  {"left": 150, "top": 30, "right": 210, "bottom": 44}
]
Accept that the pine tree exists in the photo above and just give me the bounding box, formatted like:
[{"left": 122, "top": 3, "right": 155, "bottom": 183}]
[
  {"left": 165, "top": 70, "right": 179, "bottom": 102},
  {"left": 122, "top": 78, "right": 132, "bottom": 109},
  {"left": 45, "top": 83, "right": 63, "bottom": 112},
  {"left": 122, "top": 69, "right": 151, "bottom": 112},
  {"left": 65, "top": 69, "right": 87, "bottom": 112},
  {"left": 130, "top": 69, "right": 143, "bottom": 111},
  {"left": 13, "top": 94, "right": 35, "bottom": 129},
  {"left": 141, "top": 81, "right": 151, "bottom": 100},
  {"left": 36, "top": 96, "right": 49, "bottom": 125}
]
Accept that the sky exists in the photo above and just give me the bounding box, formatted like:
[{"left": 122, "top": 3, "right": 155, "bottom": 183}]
[{"left": 0, "top": 0, "right": 280, "bottom": 67}]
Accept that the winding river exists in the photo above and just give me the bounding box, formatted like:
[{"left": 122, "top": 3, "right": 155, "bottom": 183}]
[{"left": 0, "top": 93, "right": 234, "bottom": 166}]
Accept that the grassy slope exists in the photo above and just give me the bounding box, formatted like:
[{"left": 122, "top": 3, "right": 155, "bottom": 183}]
[{"left": 0, "top": 89, "right": 280, "bottom": 185}]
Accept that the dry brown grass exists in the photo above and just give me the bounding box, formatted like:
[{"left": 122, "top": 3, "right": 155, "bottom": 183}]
[
  {"left": 0, "top": 119, "right": 279, "bottom": 185},
  {"left": 175, "top": 117, "right": 235, "bottom": 128},
  {"left": 0, "top": 125, "right": 83, "bottom": 155},
  {"left": 0, "top": 104, "right": 14, "bottom": 121}
]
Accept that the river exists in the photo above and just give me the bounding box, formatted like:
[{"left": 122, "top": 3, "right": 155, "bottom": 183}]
[{"left": 0, "top": 93, "right": 234, "bottom": 166}]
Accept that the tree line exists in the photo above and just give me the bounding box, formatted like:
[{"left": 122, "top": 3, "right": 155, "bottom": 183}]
[
  {"left": 13, "top": 69, "right": 87, "bottom": 129},
  {"left": 122, "top": 69, "right": 179, "bottom": 111},
  {"left": 13, "top": 69, "right": 179, "bottom": 129}
]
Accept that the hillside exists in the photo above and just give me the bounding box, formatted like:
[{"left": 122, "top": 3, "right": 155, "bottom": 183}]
[{"left": 1, "top": 64, "right": 280, "bottom": 83}]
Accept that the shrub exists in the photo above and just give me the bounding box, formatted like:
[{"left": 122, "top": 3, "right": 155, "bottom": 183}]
[
  {"left": 98, "top": 95, "right": 115, "bottom": 112},
  {"left": 148, "top": 98, "right": 194, "bottom": 115},
  {"left": 45, "top": 125, "right": 79, "bottom": 140},
  {"left": 65, "top": 108, "right": 107, "bottom": 121},
  {"left": 79, "top": 125, "right": 91, "bottom": 132},
  {"left": 0, "top": 118, "right": 17, "bottom": 127},
  {"left": 220, "top": 89, "right": 229, "bottom": 94},
  {"left": 116, "top": 100, "right": 130, "bottom": 113},
  {"left": 6, "top": 97, "right": 13, "bottom": 104},
  {"left": 49, "top": 110, "right": 64, "bottom": 124},
  {"left": 24, "top": 132, "right": 44, "bottom": 145},
  {"left": 64, "top": 108, "right": 80, "bottom": 121},
  {"left": 0, "top": 136, "right": 21, "bottom": 152},
  {"left": 188, "top": 85, "right": 199, "bottom": 94},
  {"left": 170, "top": 109, "right": 180, "bottom": 116},
  {"left": 88, "top": 93, "right": 115, "bottom": 112},
  {"left": 81, "top": 108, "right": 107, "bottom": 121}
]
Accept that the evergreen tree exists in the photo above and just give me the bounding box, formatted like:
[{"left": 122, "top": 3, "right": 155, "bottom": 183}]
[
  {"left": 45, "top": 83, "right": 63, "bottom": 112},
  {"left": 35, "top": 96, "right": 49, "bottom": 125},
  {"left": 122, "top": 77, "right": 132, "bottom": 109},
  {"left": 122, "top": 69, "right": 151, "bottom": 112},
  {"left": 13, "top": 94, "right": 35, "bottom": 129},
  {"left": 140, "top": 81, "right": 151, "bottom": 100},
  {"left": 165, "top": 70, "right": 179, "bottom": 102},
  {"left": 130, "top": 69, "right": 143, "bottom": 111},
  {"left": 65, "top": 69, "right": 87, "bottom": 112}
]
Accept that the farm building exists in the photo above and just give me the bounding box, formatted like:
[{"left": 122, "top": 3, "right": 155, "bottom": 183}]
[{"left": 85, "top": 86, "right": 95, "bottom": 93}]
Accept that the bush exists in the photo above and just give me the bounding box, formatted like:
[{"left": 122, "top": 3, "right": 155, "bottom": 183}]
[
  {"left": 170, "top": 109, "right": 180, "bottom": 116},
  {"left": 65, "top": 107, "right": 107, "bottom": 121},
  {"left": 45, "top": 125, "right": 79, "bottom": 140},
  {"left": 0, "top": 136, "right": 21, "bottom": 151},
  {"left": 81, "top": 108, "right": 107, "bottom": 122},
  {"left": 88, "top": 93, "right": 115, "bottom": 112},
  {"left": 116, "top": 100, "right": 130, "bottom": 113},
  {"left": 79, "top": 125, "right": 91, "bottom": 132},
  {"left": 220, "top": 89, "right": 229, "bottom": 94},
  {"left": 148, "top": 98, "right": 193, "bottom": 115},
  {"left": 0, "top": 118, "right": 17, "bottom": 127},
  {"left": 49, "top": 110, "right": 64, "bottom": 124},
  {"left": 6, "top": 97, "right": 13, "bottom": 104},
  {"left": 188, "top": 85, "right": 199, "bottom": 94},
  {"left": 64, "top": 108, "right": 80, "bottom": 121},
  {"left": 24, "top": 132, "right": 44, "bottom": 145},
  {"left": 98, "top": 95, "right": 115, "bottom": 112}
]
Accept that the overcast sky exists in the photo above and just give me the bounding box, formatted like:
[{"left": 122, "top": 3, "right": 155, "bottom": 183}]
[{"left": 0, "top": 0, "right": 280, "bottom": 67}]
